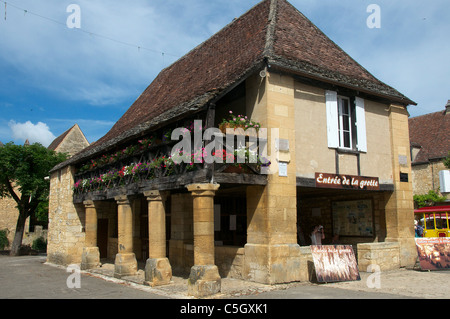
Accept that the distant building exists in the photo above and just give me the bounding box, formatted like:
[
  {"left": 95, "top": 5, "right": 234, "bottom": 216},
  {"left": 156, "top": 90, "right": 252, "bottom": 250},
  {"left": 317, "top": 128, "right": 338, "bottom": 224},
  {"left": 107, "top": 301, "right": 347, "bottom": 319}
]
[
  {"left": 48, "top": 124, "right": 90, "bottom": 158},
  {"left": 409, "top": 101, "right": 450, "bottom": 199}
]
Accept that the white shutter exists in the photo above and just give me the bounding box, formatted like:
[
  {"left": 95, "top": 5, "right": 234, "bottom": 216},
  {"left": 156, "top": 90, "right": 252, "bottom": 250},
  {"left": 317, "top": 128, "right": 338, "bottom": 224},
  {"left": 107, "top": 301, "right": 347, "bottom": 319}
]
[
  {"left": 355, "top": 97, "right": 367, "bottom": 152},
  {"left": 325, "top": 90, "right": 339, "bottom": 148}
]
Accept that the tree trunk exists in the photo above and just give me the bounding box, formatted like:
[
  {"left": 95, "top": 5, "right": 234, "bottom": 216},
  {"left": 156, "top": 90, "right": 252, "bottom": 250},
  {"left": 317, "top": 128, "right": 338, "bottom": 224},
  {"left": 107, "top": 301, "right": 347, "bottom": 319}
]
[{"left": 9, "top": 211, "right": 28, "bottom": 256}]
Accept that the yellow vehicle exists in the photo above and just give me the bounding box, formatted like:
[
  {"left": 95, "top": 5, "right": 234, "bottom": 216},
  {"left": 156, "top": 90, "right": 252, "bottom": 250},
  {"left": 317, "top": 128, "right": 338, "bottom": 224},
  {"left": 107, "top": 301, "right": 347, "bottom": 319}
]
[{"left": 414, "top": 205, "right": 450, "bottom": 238}]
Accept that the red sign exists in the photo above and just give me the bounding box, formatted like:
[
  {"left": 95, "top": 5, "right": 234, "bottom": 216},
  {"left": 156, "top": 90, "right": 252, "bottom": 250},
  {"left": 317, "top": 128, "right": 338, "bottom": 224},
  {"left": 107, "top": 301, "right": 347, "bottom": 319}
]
[{"left": 315, "top": 173, "right": 380, "bottom": 191}]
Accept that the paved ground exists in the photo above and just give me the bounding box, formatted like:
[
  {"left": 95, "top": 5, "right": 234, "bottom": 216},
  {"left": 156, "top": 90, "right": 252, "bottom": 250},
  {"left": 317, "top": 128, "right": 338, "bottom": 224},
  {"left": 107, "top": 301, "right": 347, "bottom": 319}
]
[{"left": 1, "top": 255, "right": 449, "bottom": 300}]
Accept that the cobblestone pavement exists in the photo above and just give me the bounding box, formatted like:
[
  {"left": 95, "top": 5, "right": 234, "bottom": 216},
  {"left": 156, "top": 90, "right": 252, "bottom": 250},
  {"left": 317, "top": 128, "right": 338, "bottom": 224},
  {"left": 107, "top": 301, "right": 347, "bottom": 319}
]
[
  {"left": 1, "top": 255, "right": 449, "bottom": 299},
  {"left": 86, "top": 261, "right": 450, "bottom": 299}
]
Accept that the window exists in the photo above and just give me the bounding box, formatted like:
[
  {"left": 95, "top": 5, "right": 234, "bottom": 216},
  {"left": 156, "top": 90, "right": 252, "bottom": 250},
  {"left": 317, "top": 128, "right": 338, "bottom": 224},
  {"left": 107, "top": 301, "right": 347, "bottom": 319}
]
[
  {"left": 338, "top": 96, "right": 352, "bottom": 149},
  {"left": 326, "top": 91, "right": 367, "bottom": 152},
  {"left": 436, "top": 213, "right": 448, "bottom": 229},
  {"left": 425, "top": 214, "right": 435, "bottom": 230}
]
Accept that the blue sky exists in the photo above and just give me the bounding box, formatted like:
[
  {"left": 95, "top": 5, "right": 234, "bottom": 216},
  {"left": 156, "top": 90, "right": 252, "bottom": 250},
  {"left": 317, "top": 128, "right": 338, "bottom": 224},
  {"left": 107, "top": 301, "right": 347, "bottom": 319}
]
[{"left": 0, "top": 0, "right": 449, "bottom": 146}]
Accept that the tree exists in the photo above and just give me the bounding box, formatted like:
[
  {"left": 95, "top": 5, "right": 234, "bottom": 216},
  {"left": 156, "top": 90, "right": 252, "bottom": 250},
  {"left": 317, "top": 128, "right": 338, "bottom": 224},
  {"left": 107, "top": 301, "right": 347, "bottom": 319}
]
[
  {"left": 413, "top": 190, "right": 447, "bottom": 208},
  {"left": 0, "top": 142, "right": 68, "bottom": 256}
]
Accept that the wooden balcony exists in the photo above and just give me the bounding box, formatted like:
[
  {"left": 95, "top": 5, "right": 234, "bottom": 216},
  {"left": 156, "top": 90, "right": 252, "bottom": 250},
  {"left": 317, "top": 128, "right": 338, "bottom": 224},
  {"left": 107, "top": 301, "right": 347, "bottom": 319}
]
[{"left": 72, "top": 137, "right": 268, "bottom": 204}]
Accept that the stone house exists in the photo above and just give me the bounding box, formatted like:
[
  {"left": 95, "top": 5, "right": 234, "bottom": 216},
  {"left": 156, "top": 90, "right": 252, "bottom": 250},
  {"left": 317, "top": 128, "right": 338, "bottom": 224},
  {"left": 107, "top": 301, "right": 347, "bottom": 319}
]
[
  {"left": 48, "top": 124, "right": 90, "bottom": 158},
  {"left": 48, "top": 0, "right": 417, "bottom": 297},
  {"left": 0, "top": 124, "right": 89, "bottom": 249},
  {"left": 409, "top": 101, "right": 450, "bottom": 200}
]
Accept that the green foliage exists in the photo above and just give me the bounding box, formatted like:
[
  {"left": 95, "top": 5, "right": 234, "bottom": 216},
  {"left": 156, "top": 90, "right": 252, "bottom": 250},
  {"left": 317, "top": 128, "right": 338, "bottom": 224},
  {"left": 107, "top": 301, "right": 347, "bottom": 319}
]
[
  {"left": 35, "top": 201, "right": 49, "bottom": 224},
  {"left": 413, "top": 190, "right": 447, "bottom": 208},
  {"left": 444, "top": 151, "right": 450, "bottom": 169},
  {"left": 0, "top": 142, "right": 68, "bottom": 203},
  {"left": 31, "top": 237, "right": 47, "bottom": 251},
  {"left": 0, "top": 229, "right": 9, "bottom": 250}
]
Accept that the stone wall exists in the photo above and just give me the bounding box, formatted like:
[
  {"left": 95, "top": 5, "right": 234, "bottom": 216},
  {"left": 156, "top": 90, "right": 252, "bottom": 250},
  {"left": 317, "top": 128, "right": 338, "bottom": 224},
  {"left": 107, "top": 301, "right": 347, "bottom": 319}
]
[
  {"left": 0, "top": 196, "right": 20, "bottom": 249},
  {"left": 0, "top": 185, "right": 30, "bottom": 249},
  {"left": 293, "top": 82, "right": 394, "bottom": 184},
  {"left": 357, "top": 242, "right": 400, "bottom": 271},
  {"left": 22, "top": 226, "right": 47, "bottom": 247},
  {"left": 47, "top": 166, "right": 85, "bottom": 265},
  {"left": 54, "top": 124, "right": 90, "bottom": 157},
  {"left": 412, "top": 161, "right": 450, "bottom": 199}
]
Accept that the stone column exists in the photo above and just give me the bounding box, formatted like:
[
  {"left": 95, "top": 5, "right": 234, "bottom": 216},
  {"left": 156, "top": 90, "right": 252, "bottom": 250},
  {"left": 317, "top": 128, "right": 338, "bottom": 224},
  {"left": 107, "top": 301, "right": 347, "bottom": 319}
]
[
  {"left": 81, "top": 200, "right": 100, "bottom": 270},
  {"left": 244, "top": 72, "right": 301, "bottom": 284},
  {"left": 114, "top": 195, "right": 137, "bottom": 278},
  {"left": 186, "top": 183, "right": 220, "bottom": 298},
  {"left": 385, "top": 104, "right": 416, "bottom": 267},
  {"left": 143, "top": 190, "right": 172, "bottom": 286}
]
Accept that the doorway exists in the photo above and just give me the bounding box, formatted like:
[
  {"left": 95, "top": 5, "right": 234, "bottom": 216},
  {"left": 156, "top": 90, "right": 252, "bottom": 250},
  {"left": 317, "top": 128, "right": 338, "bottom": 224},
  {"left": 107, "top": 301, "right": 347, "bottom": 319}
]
[{"left": 97, "top": 219, "right": 109, "bottom": 258}]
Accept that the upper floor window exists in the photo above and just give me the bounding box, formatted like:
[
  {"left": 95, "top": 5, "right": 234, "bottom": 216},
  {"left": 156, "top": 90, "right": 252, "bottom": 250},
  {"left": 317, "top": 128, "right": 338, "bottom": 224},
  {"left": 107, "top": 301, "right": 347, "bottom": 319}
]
[
  {"left": 326, "top": 90, "right": 367, "bottom": 152},
  {"left": 338, "top": 96, "right": 352, "bottom": 149}
]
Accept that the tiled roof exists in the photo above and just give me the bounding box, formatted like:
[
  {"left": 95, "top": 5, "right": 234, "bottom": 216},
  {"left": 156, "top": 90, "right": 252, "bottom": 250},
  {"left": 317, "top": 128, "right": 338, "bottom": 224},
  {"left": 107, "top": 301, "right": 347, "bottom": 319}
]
[
  {"left": 409, "top": 109, "right": 450, "bottom": 164},
  {"left": 53, "top": 0, "right": 415, "bottom": 171}
]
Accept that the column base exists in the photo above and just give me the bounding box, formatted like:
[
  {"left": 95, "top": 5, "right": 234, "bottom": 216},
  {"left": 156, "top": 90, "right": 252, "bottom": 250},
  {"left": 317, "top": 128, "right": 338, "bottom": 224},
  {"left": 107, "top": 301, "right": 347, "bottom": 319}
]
[
  {"left": 81, "top": 247, "right": 100, "bottom": 270},
  {"left": 187, "top": 265, "right": 221, "bottom": 298},
  {"left": 114, "top": 253, "right": 138, "bottom": 278},
  {"left": 243, "top": 243, "right": 302, "bottom": 284},
  {"left": 144, "top": 257, "right": 173, "bottom": 287}
]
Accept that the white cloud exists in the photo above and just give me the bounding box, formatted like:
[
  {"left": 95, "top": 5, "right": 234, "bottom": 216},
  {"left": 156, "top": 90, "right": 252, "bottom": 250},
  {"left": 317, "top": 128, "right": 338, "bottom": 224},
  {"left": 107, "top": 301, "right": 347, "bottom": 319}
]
[
  {"left": 9, "top": 121, "right": 56, "bottom": 147},
  {"left": 0, "top": 1, "right": 265, "bottom": 107}
]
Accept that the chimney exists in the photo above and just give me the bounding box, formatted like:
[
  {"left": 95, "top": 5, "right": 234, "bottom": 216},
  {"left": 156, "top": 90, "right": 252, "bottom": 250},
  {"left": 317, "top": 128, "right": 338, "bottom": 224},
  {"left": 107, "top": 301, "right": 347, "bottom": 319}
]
[{"left": 446, "top": 100, "right": 450, "bottom": 115}]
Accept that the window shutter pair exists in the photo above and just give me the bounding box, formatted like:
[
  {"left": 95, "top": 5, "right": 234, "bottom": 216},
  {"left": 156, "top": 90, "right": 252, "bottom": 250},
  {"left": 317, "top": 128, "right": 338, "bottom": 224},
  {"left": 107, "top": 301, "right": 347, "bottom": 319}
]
[{"left": 325, "top": 90, "right": 367, "bottom": 152}]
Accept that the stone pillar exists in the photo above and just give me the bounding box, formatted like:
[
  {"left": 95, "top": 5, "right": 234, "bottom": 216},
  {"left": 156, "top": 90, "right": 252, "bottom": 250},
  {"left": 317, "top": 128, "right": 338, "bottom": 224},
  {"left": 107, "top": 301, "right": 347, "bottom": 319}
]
[
  {"left": 143, "top": 190, "right": 172, "bottom": 287},
  {"left": 114, "top": 195, "right": 137, "bottom": 278},
  {"left": 243, "top": 72, "right": 301, "bottom": 284},
  {"left": 385, "top": 104, "right": 416, "bottom": 267},
  {"left": 81, "top": 200, "right": 100, "bottom": 270},
  {"left": 186, "top": 183, "right": 221, "bottom": 298}
]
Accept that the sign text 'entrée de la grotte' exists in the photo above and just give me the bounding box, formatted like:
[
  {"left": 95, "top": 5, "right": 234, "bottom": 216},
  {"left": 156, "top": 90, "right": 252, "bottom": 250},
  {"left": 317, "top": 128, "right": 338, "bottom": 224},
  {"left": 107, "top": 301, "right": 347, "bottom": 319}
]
[{"left": 315, "top": 173, "right": 380, "bottom": 191}]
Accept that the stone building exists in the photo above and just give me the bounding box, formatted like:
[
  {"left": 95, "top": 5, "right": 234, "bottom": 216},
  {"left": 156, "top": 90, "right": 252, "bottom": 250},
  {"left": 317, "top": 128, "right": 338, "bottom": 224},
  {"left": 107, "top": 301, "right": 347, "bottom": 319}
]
[
  {"left": 48, "top": 124, "right": 90, "bottom": 158},
  {"left": 48, "top": 0, "right": 417, "bottom": 297},
  {"left": 409, "top": 101, "right": 450, "bottom": 200}
]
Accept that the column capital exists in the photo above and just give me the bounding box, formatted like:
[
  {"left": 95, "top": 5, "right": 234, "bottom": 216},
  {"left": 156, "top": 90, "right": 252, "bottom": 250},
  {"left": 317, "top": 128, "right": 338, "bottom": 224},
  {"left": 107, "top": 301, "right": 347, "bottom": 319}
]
[
  {"left": 144, "top": 190, "right": 169, "bottom": 202},
  {"left": 114, "top": 195, "right": 130, "bottom": 205},
  {"left": 83, "top": 200, "right": 96, "bottom": 209},
  {"left": 187, "top": 183, "right": 220, "bottom": 197}
]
